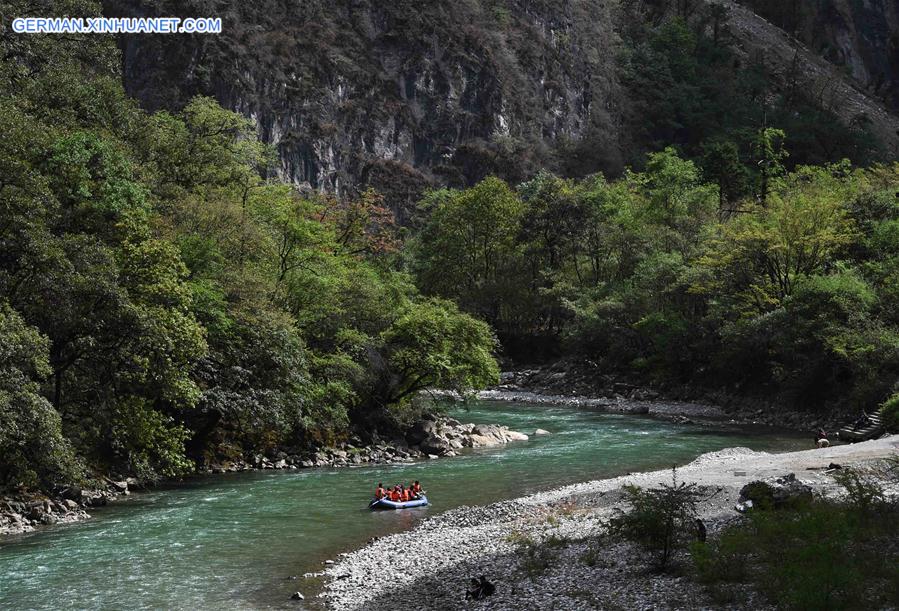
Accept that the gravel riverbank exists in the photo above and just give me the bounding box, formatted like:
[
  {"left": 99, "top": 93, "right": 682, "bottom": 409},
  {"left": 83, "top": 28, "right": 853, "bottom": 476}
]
[
  {"left": 492, "top": 366, "right": 852, "bottom": 432},
  {"left": 321, "top": 436, "right": 899, "bottom": 610}
]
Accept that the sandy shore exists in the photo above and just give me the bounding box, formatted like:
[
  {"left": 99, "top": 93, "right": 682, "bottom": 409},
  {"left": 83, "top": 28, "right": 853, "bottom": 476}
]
[{"left": 321, "top": 436, "right": 899, "bottom": 610}]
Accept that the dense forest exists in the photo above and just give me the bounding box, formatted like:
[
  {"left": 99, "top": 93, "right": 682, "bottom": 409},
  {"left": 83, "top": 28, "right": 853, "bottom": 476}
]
[
  {"left": 2, "top": 0, "right": 899, "bottom": 493},
  {"left": 0, "top": 0, "right": 499, "bottom": 489},
  {"left": 412, "top": 154, "right": 899, "bottom": 408}
]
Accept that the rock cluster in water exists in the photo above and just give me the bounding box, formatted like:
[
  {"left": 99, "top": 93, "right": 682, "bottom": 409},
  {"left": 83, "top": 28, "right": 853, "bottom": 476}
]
[
  {"left": 204, "top": 414, "right": 529, "bottom": 473},
  {"left": 0, "top": 480, "right": 133, "bottom": 535},
  {"left": 405, "top": 415, "right": 529, "bottom": 458}
]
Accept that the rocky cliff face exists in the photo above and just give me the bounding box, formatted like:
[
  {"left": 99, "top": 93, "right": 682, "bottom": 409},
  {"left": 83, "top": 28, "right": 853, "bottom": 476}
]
[
  {"left": 720, "top": 0, "right": 899, "bottom": 157},
  {"left": 107, "top": 0, "right": 628, "bottom": 210},
  {"left": 738, "top": 0, "right": 899, "bottom": 112},
  {"left": 107, "top": 0, "right": 899, "bottom": 210}
]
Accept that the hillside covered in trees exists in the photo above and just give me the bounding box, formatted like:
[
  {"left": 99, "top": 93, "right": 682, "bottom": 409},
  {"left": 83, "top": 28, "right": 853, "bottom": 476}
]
[{"left": 2, "top": 0, "right": 899, "bottom": 494}]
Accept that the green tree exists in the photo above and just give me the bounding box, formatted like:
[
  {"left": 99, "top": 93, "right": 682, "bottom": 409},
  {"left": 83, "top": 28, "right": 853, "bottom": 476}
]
[
  {"left": 0, "top": 304, "right": 81, "bottom": 489},
  {"left": 701, "top": 139, "right": 750, "bottom": 211},
  {"left": 696, "top": 164, "right": 856, "bottom": 315},
  {"left": 638, "top": 147, "right": 718, "bottom": 251},
  {"left": 374, "top": 298, "right": 500, "bottom": 409},
  {"left": 751, "top": 128, "right": 789, "bottom": 204},
  {"left": 413, "top": 177, "right": 527, "bottom": 333}
]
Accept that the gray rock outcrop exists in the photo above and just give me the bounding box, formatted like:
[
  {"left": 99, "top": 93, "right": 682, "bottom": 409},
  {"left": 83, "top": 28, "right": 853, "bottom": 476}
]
[{"left": 738, "top": 473, "right": 814, "bottom": 509}]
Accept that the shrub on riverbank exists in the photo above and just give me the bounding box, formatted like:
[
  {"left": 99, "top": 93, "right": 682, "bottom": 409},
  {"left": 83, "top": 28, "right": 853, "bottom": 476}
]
[
  {"left": 882, "top": 394, "right": 899, "bottom": 432},
  {"left": 692, "top": 467, "right": 899, "bottom": 609},
  {"left": 608, "top": 469, "right": 703, "bottom": 572}
]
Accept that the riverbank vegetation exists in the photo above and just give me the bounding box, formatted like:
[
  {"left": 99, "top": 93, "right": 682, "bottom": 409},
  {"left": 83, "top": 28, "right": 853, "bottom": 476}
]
[
  {"left": 412, "top": 156, "right": 899, "bottom": 413},
  {"left": 609, "top": 470, "right": 702, "bottom": 572},
  {"left": 692, "top": 463, "right": 899, "bottom": 609},
  {"left": 594, "top": 462, "right": 899, "bottom": 609}
]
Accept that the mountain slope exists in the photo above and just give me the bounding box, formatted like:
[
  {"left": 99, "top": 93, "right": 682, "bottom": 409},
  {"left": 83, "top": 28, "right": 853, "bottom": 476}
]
[
  {"left": 736, "top": 0, "right": 899, "bottom": 112},
  {"left": 107, "top": 0, "right": 899, "bottom": 210},
  {"left": 108, "top": 0, "right": 629, "bottom": 207},
  {"left": 721, "top": 0, "right": 899, "bottom": 157}
]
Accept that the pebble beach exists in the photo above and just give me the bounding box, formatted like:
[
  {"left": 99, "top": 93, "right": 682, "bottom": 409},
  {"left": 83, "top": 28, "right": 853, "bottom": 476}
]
[{"left": 321, "top": 436, "right": 899, "bottom": 610}]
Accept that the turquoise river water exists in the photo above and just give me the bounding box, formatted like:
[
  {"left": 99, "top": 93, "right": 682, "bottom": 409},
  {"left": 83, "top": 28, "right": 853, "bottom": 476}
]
[{"left": 0, "top": 400, "right": 806, "bottom": 609}]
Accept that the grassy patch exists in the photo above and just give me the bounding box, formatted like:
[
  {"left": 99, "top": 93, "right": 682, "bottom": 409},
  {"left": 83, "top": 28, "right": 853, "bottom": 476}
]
[{"left": 579, "top": 539, "right": 606, "bottom": 567}]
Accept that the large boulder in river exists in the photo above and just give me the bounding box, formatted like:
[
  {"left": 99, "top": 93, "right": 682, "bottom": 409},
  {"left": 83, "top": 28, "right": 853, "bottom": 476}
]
[
  {"left": 466, "top": 434, "right": 493, "bottom": 448},
  {"left": 534, "top": 428, "right": 551, "bottom": 436},
  {"left": 406, "top": 419, "right": 438, "bottom": 445},
  {"left": 472, "top": 424, "right": 504, "bottom": 442},
  {"left": 465, "top": 425, "right": 529, "bottom": 447},
  {"left": 420, "top": 434, "right": 452, "bottom": 456}
]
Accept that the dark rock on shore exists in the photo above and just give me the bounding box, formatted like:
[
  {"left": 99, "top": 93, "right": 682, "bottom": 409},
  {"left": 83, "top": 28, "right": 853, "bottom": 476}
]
[
  {"left": 197, "top": 415, "right": 529, "bottom": 476},
  {"left": 406, "top": 419, "right": 436, "bottom": 446},
  {"left": 420, "top": 435, "right": 452, "bottom": 457},
  {"left": 738, "top": 473, "right": 814, "bottom": 510},
  {"left": 0, "top": 482, "right": 123, "bottom": 535}
]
